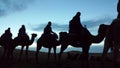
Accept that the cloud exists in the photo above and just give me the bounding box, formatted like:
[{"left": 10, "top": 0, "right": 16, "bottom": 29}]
[
  {"left": 0, "top": 0, "right": 34, "bottom": 17},
  {"left": 82, "top": 17, "right": 113, "bottom": 28},
  {"left": 30, "top": 17, "right": 113, "bottom": 33},
  {"left": 30, "top": 23, "right": 69, "bottom": 32}
]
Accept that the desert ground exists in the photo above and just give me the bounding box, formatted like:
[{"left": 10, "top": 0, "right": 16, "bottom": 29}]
[{"left": 0, "top": 47, "right": 120, "bottom": 68}]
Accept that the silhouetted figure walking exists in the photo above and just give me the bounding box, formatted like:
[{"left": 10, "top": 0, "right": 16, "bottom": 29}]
[
  {"left": 117, "top": 0, "right": 120, "bottom": 18},
  {"left": 69, "top": 12, "right": 83, "bottom": 35}
]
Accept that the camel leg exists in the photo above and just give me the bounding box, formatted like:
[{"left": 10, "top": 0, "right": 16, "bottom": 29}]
[
  {"left": 82, "top": 46, "right": 90, "bottom": 60},
  {"left": 102, "top": 38, "right": 112, "bottom": 58},
  {"left": 9, "top": 46, "right": 15, "bottom": 60},
  {"left": 19, "top": 46, "right": 24, "bottom": 62},
  {"left": 53, "top": 46, "right": 56, "bottom": 61},
  {"left": 2, "top": 48, "right": 7, "bottom": 59},
  {"left": 113, "top": 42, "right": 119, "bottom": 61},
  {"left": 8, "top": 50, "right": 14, "bottom": 60},
  {"left": 35, "top": 45, "right": 42, "bottom": 63},
  {"left": 26, "top": 46, "right": 29, "bottom": 61},
  {"left": 81, "top": 46, "right": 90, "bottom": 68},
  {"left": 48, "top": 47, "right": 51, "bottom": 61},
  {"left": 58, "top": 44, "right": 68, "bottom": 63}
]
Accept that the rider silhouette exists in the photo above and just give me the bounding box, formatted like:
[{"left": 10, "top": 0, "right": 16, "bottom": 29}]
[
  {"left": 42, "top": 21, "right": 58, "bottom": 42},
  {"left": 5, "top": 28, "right": 12, "bottom": 37},
  {"left": 69, "top": 12, "right": 83, "bottom": 35},
  {"left": 0, "top": 27, "right": 12, "bottom": 46},
  {"left": 44, "top": 21, "right": 53, "bottom": 34},
  {"left": 117, "top": 0, "right": 120, "bottom": 18},
  {"left": 18, "top": 25, "right": 26, "bottom": 37},
  {"left": 1, "top": 28, "right": 12, "bottom": 40},
  {"left": 17, "top": 25, "right": 28, "bottom": 43}
]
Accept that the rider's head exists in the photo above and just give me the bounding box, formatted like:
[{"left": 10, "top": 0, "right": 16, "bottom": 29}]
[
  {"left": 8, "top": 27, "right": 10, "bottom": 31},
  {"left": 48, "top": 21, "right": 51, "bottom": 26},
  {"left": 76, "top": 12, "right": 81, "bottom": 16},
  {"left": 21, "top": 25, "right": 25, "bottom": 28}
]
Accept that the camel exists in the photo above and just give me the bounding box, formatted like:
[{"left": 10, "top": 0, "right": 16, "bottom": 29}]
[
  {"left": 102, "top": 19, "right": 120, "bottom": 61},
  {"left": 58, "top": 24, "right": 109, "bottom": 63},
  {"left": 10, "top": 33, "right": 37, "bottom": 61},
  {"left": 35, "top": 32, "right": 60, "bottom": 63},
  {"left": 0, "top": 35, "right": 12, "bottom": 59},
  {"left": 0, "top": 28, "right": 12, "bottom": 59}
]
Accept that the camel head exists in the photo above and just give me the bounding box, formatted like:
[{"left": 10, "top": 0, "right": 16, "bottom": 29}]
[
  {"left": 29, "top": 33, "right": 37, "bottom": 45},
  {"left": 59, "top": 32, "right": 68, "bottom": 38},
  {"left": 31, "top": 33, "right": 37, "bottom": 38}
]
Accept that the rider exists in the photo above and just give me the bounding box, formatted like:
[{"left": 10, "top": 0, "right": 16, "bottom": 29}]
[
  {"left": 0, "top": 27, "right": 12, "bottom": 46},
  {"left": 5, "top": 28, "right": 12, "bottom": 38},
  {"left": 43, "top": 21, "right": 58, "bottom": 41},
  {"left": 18, "top": 25, "right": 26, "bottom": 37},
  {"left": 17, "top": 25, "right": 28, "bottom": 42},
  {"left": 1, "top": 28, "right": 12, "bottom": 39},
  {"left": 44, "top": 21, "right": 54, "bottom": 34},
  {"left": 69, "top": 12, "right": 83, "bottom": 35},
  {"left": 69, "top": 12, "right": 83, "bottom": 36}
]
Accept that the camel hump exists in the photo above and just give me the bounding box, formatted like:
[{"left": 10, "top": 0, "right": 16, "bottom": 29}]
[
  {"left": 40, "top": 32, "right": 58, "bottom": 42},
  {"left": 111, "top": 18, "right": 120, "bottom": 26},
  {"left": 98, "top": 24, "right": 109, "bottom": 34},
  {"left": 15, "top": 33, "right": 29, "bottom": 43},
  {"left": 59, "top": 32, "right": 68, "bottom": 38},
  {"left": 51, "top": 32, "right": 58, "bottom": 39}
]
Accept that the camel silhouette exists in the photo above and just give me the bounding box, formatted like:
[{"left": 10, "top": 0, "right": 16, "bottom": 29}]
[
  {"left": 102, "top": 18, "right": 120, "bottom": 61},
  {"left": 35, "top": 32, "right": 59, "bottom": 63},
  {"left": 0, "top": 28, "right": 12, "bottom": 58},
  {"left": 58, "top": 24, "right": 108, "bottom": 63},
  {"left": 10, "top": 33, "right": 37, "bottom": 61}
]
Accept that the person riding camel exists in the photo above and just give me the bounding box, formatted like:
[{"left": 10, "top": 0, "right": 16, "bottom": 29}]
[
  {"left": 17, "top": 25, "right": 28, "bottom": 42},
  {"left": 42, "top": 21, "right": 58, "bottom": 41},
  {"left": 0, "top": 28, "right": 12, "bottom": 40},
  {"left": 5, "top": 28, "right": 12, "bottom": 39},
  {"left": 0, "top": 27, "right": 12, "bottom": 46},
  {"left": 69, "top": 12, "right": 83, "bottom": 34},
  {"left": 69, "top": 12, "right": 83, "bottom": 36},
  {"left": 18, "top": 25, "right": 26, "bottom": 37},
  {"left": 44, "top": 21, "right": 54, "bottom": 34}
]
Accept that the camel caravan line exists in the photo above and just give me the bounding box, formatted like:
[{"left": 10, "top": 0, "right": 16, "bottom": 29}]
[
  {"left": 0, "top": 1, "right": 120, "bottom": 64},
  {"left": 0, "top": 15, "right": 119, "bottom": 63}
]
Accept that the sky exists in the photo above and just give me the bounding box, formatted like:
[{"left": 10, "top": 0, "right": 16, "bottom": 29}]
[{"left": 0, "top": 0, "right": 118, "bottom": 52}]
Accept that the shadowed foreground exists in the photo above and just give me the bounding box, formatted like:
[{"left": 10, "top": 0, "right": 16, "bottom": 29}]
[{"left": 0, "top": 47, "right": 120, "bottom": 68}]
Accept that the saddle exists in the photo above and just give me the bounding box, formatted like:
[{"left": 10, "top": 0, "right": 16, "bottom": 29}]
[
  {"left": 16, "top": 33, "right": 29, "bottom": 43},
  {"left": 68, "top": 27, "right": 88, "bottom": 43},
  {"left": 40, "top": 32, "right": 58, "bottom": 45}
]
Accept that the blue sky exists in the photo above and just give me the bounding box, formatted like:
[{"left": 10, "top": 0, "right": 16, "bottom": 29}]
[{"left": 0, "top": 0, "right": 118, "bottom": 52}]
